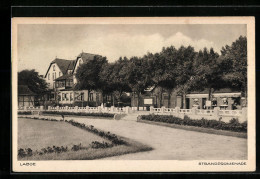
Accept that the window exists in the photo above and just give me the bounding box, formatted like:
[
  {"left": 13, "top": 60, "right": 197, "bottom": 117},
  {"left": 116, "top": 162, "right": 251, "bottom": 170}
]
[
  {"left": 89, "top": 93, "right": 94, "bottom": 101},
  {"left": 81, "top": 93, "right": 84, "bottom": 101},
  {"left": 222, "top": 98, "right": 228, "bottom": 105},
  {"left": 66, "top": 79, "right": 73, "bottom": 87},
  {"left": 211, "top": 98, "right": 217, "bottom": 107},
  {"left": 53, "top": 65, "right": 55, "bottom": 71},
  {"left": 79, "top": 59, "right": 83, "bottom": 65},
  {"left": 48, "top": 74, "right": 50, "bottom": 80},
  {"left": 59, "top": 72, "right": 61, "bottom": 77}
]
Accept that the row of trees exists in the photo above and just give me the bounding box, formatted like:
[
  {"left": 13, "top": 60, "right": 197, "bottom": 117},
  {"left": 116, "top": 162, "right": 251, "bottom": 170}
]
[{"left": 75, "top": 36, "right": 247, "bottom": 109}]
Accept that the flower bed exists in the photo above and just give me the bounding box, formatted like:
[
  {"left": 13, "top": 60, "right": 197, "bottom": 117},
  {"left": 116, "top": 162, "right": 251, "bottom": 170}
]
[
  {"left": 42, "top": 111, "right": 114, "bottom": 118},
  {"left": 18, "top": 141, "right": 114, "bottom": 159},
  {"left": 138, "top": 115, "right": 247, "bottom": 133},
  {"left": 18, "top": 117, "right": 127, "bottom": 159},
  {"left": 65, "top": 120, "right": 126, "bottom": 145}
]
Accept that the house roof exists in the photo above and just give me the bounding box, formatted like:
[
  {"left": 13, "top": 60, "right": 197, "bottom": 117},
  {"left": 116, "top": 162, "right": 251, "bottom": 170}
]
[
  {"left": 45, "top": 52, "right": 102, "bottom": 78},
  {"left": 72, "top": 52, "right": 102, "bottom": 73},
  {"left": 45, "top": 58, "right": 76, "bottom": 78},
  {"left": 77, "top": 52, "right": 101, "bottom": 63},
  {"left": 18, "top": 85, "right": 36, "bottom": 96},
  {"left": 55, "top": 74, "right": 73, "bottom": 81}
]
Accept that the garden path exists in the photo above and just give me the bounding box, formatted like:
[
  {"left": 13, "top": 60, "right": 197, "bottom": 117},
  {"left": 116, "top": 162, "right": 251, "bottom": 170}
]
[
  {"left": 70, "top": 116, "right": 247, "bottom": 160},
  {"left": 31, "top": 114, "right": 247, "bottom": 160}
]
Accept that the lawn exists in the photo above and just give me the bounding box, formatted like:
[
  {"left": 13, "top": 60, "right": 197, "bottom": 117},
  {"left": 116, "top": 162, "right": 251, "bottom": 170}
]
[
  {"left": 18, "top": 118, "right": 152, "bottom": 160},
  {"left": 18, "top": 118, "right": 111, "bottom": 151}
]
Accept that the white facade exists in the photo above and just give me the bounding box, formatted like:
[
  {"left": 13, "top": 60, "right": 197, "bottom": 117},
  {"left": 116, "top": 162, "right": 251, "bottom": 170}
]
[
  {"left": 45, "top": 63, "right": 63, "bottom": 89},
  {"left": 72, "top": 58, "right": 83, "bottom": 84}
]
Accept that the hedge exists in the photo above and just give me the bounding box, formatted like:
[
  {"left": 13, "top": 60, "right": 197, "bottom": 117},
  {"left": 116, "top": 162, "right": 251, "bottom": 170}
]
[
  {"left": 42, "top": 111, "right": 114, "bottom": 118},
  {"left": 18, "top": 111, "right": 32, "bottom": 115},
  {"left": 139, "top": 115, "right": 247, "bottom": 133}
]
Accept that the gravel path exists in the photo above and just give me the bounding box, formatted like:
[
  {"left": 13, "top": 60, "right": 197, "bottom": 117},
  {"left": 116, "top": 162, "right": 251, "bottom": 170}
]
[
  {"left": 69, "top": 116, "right": 247, "bottom": 160},
  {"left": 27, "top": 114, "right": 247, "bottom": 160}
]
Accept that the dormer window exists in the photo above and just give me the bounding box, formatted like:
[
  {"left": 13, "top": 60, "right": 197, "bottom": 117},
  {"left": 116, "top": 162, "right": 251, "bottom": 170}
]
[
  {"left": 79, "top": 59, "right": 83, "bottom": 65},
  {"left": 53, "top": 65, "right": 55, "bottom": 71}
]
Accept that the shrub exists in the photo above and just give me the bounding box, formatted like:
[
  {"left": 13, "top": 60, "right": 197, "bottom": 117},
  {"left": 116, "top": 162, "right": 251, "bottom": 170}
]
[
  {"left": 18, "top": 111, "right": 32, "bottom": 115},
  {"left": 139, "top": 115, "right": 247, "bottom": 133},
  {"left": 42, "top": 111, "right": 114, "bottom": 118},
  {"left": 90, "top": 141, "right": 112, "bottom": 149},
  {"left": 25, "top": 148, "right": 33, "bottom": 156},
  {"left": 71, "top": 144, "right": 82, "bottom": 151},
  {"left": 18, "top": 148, "right": 26, "bottom": 158}
]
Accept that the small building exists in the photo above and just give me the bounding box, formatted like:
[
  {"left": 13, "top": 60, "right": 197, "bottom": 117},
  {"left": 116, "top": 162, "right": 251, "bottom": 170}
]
[
  {"left": 185, "top": 88, "right": 245, "bottom": 110},
  {"left": 131, "top": 87, "right": 245, "bottom": 110},
  {"left": 18, "top": 85, "right": 36, "bottom": 107}
]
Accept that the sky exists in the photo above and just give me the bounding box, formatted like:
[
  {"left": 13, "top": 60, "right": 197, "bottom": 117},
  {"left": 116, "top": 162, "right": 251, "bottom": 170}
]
[{"left": 17, "top": 24, "right": 246, "bottom": 75}]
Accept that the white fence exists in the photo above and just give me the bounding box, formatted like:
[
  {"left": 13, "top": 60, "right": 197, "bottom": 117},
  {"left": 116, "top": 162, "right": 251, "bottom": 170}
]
[
  {"left": 18, "top": 105, "right": 133, "bottom": 114},
  {"left": 150, "top": 106, "right": 247, "bottom": 122},
  {"left": 18, "top": 105, "right": 247, "bottom": 122}
]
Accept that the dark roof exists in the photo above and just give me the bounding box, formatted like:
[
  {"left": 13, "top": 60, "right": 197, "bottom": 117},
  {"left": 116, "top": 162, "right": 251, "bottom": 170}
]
[
  {"left": 67, "top": 60, "right": 76, "bottom": 71},
  {"left": 45, "top": 58, "right": 76, "bottom": 78},
  {"left": 45, "top": 53, "right": 102, "bottom": 78},
  {"left": 55, "top": 74, "right": 73, "bottom": 81},
  {"left": 77, "top": 52, "right": 101, "bottom": 63},
  {"left": 52, "top": 58, "right": 75, "bottom": 74},
  {"left": 189, "top": 88, "right": 241, "bottom": 94},
  {"left": 72, "top": 52, "right": 102, "bottom": 73},
  {"left": 18, "top": 85, "right": 36, "bottom": 96}
]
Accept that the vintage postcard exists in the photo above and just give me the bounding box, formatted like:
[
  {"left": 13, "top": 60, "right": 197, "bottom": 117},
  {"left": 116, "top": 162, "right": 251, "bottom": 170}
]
[{"left": 12, "top": 17, "right": 255, "bottom": 172}]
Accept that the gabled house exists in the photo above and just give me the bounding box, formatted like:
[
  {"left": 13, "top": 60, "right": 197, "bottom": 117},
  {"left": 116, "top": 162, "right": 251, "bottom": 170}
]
[{"left": 44, "top": 52, "right": 102, "bottom": 107}]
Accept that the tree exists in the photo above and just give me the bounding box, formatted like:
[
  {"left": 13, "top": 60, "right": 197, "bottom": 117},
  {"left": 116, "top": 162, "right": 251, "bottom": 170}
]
[
  {"left": 188, "top": 47, "right": 222, "bottom": 101},
  {"left": 219, "top": 36, "right": 247, "bottom": 97},
  {"left": 18, "top": 69, "right": 48, "bottom": 106},
  {"left": 99, "top": 57, "right": 131, "bottom": 106},
  {"left": 99, "top": 62, "right": 115, "bottom": 104},
  {"left": 174, "top": 46, "right": 197, "bottom": 108},
  {"left": 158, "top": 46, "right": 178, "bottom": 107},
  {"left": 75, "top": 55, "right": 108, "bottom": 106},
  {"left": 125, "top": 56, "right": 152, "bottom": 110},
  {"left": 146, "top": 46, "right": 179, "bottom": 108},
  {"left": 18, "top": 69, "right": 48, "bottom": 95}
]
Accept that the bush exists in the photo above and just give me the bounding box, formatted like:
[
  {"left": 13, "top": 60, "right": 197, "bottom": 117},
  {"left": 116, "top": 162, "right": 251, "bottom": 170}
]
[
  {"left": 18, "top": 111, "right": 31, "bottom": 115},
  {"left": 18, "top": 148, "right": 26, "bottom": 158},
  {"left": 71, "top": 144, "right": 82, "bottom": 151},
  {"left": 139, "top": 115, "right": 247, "bottom": 133},
  {"left": 90, "top": 141, "right": 112, "bottom": 149},
  {"left": 42, "top": 111, "right": 114, "bottom": 118}
]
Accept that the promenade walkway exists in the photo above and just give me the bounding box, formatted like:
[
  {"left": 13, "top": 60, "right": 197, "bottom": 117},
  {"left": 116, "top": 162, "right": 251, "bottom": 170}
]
[{"left": 22, "top": 113, "right": 247, "bottom": 160}]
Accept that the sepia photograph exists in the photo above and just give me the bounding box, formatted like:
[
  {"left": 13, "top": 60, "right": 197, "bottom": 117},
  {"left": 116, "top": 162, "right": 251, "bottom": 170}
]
[{"left": 12, "top": 17, "right": 255, "bottom": 172}]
